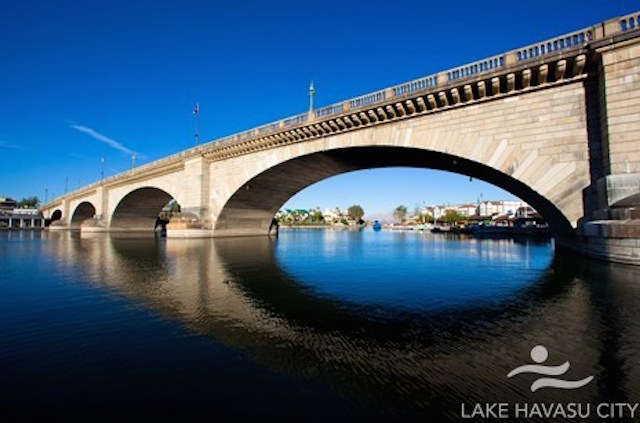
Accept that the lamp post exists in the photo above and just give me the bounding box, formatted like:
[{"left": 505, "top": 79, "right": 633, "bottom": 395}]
[
  {"left": 193, "top": 102, "right": 200, "bottom": 146},
  {"left": 101, "top": 157, "right": 105, "bottom": 182},
  {"left": 131, "top": 154, "right": 136, "bottom": 171},
  {"left": 308, "top": 81, "right": 315, "bottom": 114}
]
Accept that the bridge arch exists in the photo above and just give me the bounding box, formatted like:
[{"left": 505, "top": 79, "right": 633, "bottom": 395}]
[
  {"left": 214, "top": 147, "right": 574, "bottom": 237},
  {"left": 50, "top": 209, "right": 62, "bottom": 223},
  {"left": 110, "top": 187, "right": 175, "bottom": 231},
  {"left": 70, "top": 201, "right": 96, "bottom": 228}
]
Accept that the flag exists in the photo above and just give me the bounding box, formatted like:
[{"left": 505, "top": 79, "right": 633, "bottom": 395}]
[{"left": 192, "top": 102, "right": 199, "bottom": 115}]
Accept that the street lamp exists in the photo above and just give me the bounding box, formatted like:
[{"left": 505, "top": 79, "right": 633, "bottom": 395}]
[
  {"left": 193, "top": 102, "right": 200, "bottom": 146},
  {"left": 308, "top": 81, "right": 315, "bottom": 113}
]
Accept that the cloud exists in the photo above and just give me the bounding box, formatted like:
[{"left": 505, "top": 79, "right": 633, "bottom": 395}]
[
  {"left": 0, "top": 140, "right": 22, "bottom": 149},
  {"left": 71, "top": 124, "right": 142, "bottom": 157}
]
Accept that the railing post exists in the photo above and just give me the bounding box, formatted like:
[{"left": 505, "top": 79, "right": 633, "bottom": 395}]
[
  {"left": 505, "top": 52, "right": 518, "bottom": 66},
  {"left": 603, "top": 20, "right": 620, "bottom": 37}
]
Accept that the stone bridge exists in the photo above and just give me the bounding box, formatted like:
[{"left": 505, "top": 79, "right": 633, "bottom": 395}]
[{"left": 41, "top": 11, "right": 640, "bottom": 264}]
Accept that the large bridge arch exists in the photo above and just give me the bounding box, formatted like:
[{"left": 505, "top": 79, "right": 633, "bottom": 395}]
[
  {"left": 214, "top": 146, "right": 575, "bottom": 237},
  {"left": 70, "top": 201, "right": 96, "bottom": 228},
  {"left": 110, "top": 187, "right": 175, "bottom": 231},
  {"left": 211, "top": 80, "right": 592, "bottom": 238}
]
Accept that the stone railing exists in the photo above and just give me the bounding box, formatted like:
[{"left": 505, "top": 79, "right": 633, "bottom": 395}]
[
  {"left": 392, "top": 75, "right": 438, "bottom": 96},
  {"left": 41, "top": 9, "right": 640, "bottom": 210},
  {"left": 314, "top": 104, "right": 344, "bottom": 118},
  {"left": 283, "top": 113, "right": 308, "bottom": 127},
  {"left": 348, "top": 90, "right": 386, "bottom": 110},
  {"left": 618, "top": 12, "right": 640, "bottom": 31},
  {"left": 447, "top": 54, "right": 505, "bottom": 82},
  {"left": 516, "top": 29, "right": 592, "bottom": 62}
]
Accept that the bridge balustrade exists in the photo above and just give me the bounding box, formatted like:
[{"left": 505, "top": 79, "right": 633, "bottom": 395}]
[
  {"left": 447, "top": 55, "right": 505, "bottom": 82},
  {"left": 314, "top": 104, "right": 344, "bottom": 118},
  {"left": 257, "top": 122, "right": 281, "bottom": 134},
  {"left": 283, "top": 113, "right": 308, "bottom": 127},
  {"left": 619, "top": 14, "right": 640, "bottom": 31},
  {"left": 516, "top": 29, "right": 591, "bottom": 62},
  {"left": 349, "top": 90, "right": 386, "bottom": 109},
  {"left": 392, "top": 76, "right": 437, "bottom": 97}
]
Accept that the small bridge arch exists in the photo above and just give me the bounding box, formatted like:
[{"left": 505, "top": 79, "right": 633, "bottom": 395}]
[
  {"left": 110, "top": 186, "right": 176, "bottom": 231},
  {"left": 46, "top": 209, "right": 63, "bottom": 226},
  {"left": 70, "top": 201, "right": 96, "bottom": 228}
]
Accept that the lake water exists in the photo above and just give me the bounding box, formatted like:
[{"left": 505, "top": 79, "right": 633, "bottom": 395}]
[{"left": 1, "top": 229, "right": 640, "bottom": 421}]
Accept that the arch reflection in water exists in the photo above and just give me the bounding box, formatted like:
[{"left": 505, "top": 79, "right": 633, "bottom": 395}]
[{"left": 30, "top": 231, "right": 640, "bottom": 418}]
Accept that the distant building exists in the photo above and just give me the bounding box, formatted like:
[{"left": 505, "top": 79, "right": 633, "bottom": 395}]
[
  {"left": 501, "top": 200, "right": 528, "bottom": 217},
  {"left": 456, "top": 203, "right": 478, "bottom": 217},
  {"left": 478, "top": 201, "right": 502, "bottom": 216},
  {"left": 12, "top": 208, "right": 41, "bottom": 216},
  {"left": 0, "top": 203, "right": 44, "bottom": 229},
  {"left": 323, "top": 207, "right": 345, "bottom": 224},
  {"left": 0, "top": 197, "right": 17, "bottom": 211},
  {"left": 515, "top": 206, "right": 538, "bottom": 218},
  {"left": 426, "top": 205, "right": 446, "bottom": 220},
  {"left": 477, "top": 200, "right": 529, "bottom": 217}
]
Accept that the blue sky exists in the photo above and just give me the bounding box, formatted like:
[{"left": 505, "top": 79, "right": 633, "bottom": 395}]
[{"left": 1, "top": 1, "right": 637, "bottom": 215}]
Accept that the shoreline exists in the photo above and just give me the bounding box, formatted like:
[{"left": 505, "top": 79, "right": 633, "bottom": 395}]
[{"left": 279, "top": 225, "right": 365, "bottom": 230}]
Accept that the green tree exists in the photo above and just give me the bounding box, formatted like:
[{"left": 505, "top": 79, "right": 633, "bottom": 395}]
[
  {"left": 17, "top": 196, "right": 39, "bottom": 208},
  {"left": 413, "top": 204, "right": 427, "bottom": 223},
  {"left": 348, "top": 204, "right": 364, "bottom": 221},
  {"left": 442, "top": 209, "right": 466, "bottom": 224},
  {"left": 393, "top": 205, "right": 408, "bottom": 223},
  {"left": 309, "top": 207, "right": 324, "bottom": 223}
]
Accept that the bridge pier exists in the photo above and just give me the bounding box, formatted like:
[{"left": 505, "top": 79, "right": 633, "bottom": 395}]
[
  {"left": 560, "top": 222, "right": 640, "bottom": 266},
  {"left": 166, "top": 217, "right": 213, "bottom": 238},
  {"left": 572, "top": 36, "right": 640, "bottom": 265}
]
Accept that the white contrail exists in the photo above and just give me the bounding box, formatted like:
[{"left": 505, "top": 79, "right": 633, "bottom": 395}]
[
  {"left": 0, "top": 140, "right": 22, "bottom": 149},
  {"left": 71, "top": 124, "right": 141, "bottom": 157}
]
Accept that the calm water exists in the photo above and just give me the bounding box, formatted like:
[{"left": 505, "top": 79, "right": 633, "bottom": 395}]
[{"left": 1, "top": 229, "right": 640, "bottom": 421}]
